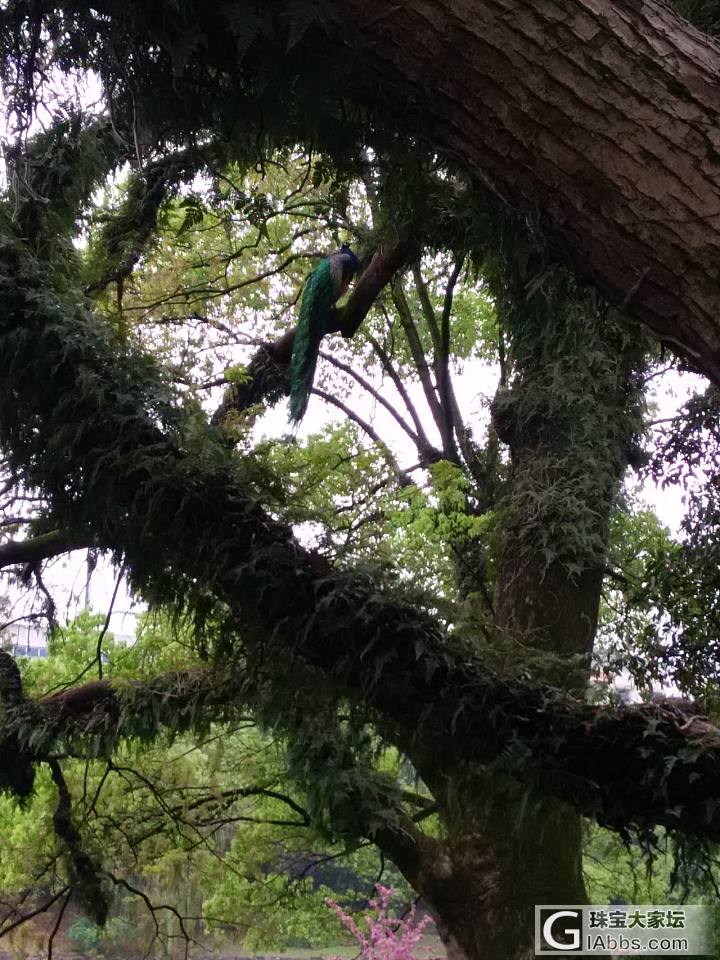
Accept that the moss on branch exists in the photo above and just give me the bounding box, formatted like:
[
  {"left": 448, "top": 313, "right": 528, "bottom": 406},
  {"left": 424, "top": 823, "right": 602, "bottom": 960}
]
[
  {"left": 0, "top": 103, "right": 717, "bottom": 855},
  {"left": 4, "top": 664, "right": 720, "bottom": 842}
]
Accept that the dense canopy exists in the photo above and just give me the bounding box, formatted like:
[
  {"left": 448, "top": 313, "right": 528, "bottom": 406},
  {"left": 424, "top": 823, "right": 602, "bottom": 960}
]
[{"left": 2, "top": 1, "right": 720, "bottom": 958}]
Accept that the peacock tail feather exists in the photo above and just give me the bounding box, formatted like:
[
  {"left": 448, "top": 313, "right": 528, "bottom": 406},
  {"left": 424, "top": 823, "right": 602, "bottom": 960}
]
[{"left": 289, "top": 256, "right": 345, "bottom": 424}]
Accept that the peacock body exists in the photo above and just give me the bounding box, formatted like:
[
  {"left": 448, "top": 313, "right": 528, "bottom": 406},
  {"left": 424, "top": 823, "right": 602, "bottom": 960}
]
[{"left": 289, "top": 244, "right": 360, "bottom": 424}]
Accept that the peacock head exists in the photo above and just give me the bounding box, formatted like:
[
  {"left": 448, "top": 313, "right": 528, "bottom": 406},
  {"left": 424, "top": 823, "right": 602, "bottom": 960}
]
[{"left": 339, "top": 243, "right": 361, "bottom": 280}]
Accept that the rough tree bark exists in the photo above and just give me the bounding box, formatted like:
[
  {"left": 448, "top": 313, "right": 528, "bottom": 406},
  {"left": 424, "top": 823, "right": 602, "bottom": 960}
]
[
  {"left": 336, "top": 0, "right": 720, "bottom": 382},
  {"left": 26, "top": 0, "right": 720, "bottom": 377}
]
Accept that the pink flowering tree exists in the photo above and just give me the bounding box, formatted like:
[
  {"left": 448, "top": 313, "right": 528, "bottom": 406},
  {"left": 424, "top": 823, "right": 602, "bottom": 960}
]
[{"left": 326, "top": 885, "right": 441, "bottom": 960}]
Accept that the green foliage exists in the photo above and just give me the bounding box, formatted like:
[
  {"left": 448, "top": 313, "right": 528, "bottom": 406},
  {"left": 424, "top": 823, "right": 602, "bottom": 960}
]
[
  {"left": 1, "top": 35, "right": 719, "bottom": 951},
  {"left": 67, "top": 916, "right": 101, "bottom": 950},
  {"left": 255, "top": 423, "right": 494, "bottom": 613},
  {"left": 452, "top": 282, "right": 499, "bottom": 364},
  {"left": 602, "top": 387, "right": 720, "bottom": 699},
  {"left": 0, "top": 0, "right": 420, "bottom": 245},
  {"left": 0, "top": 766, "right": 55, "bottom": 890},
  {"left": 491, "top": 245, "right": 650, "bottom": 575},
  {"left": 205, "top": 873, "right": 341, "bottom": 950},
  {"left": 0, "top": 609, "right": 426, "bottom": 952},
  {"left": 258, "top": 422, "right": 396, "bottom": 559},
  {"left": 224, "top": 363, "right": 251, "bottom": 385},
  {"left": 584, "top": 825, "right": 677, "bottom": 904},
  {"left": 202, "top": 795, "right": 415, "bottom": 949},
  {"left": 388, "top": 461, "right": 495, "bottom": 602},
  {"left": 7, "top": 117, "right": 123, "bottom": 277},
  {"left": 80, "top": 148, "right": 218, "bottom": 341}
]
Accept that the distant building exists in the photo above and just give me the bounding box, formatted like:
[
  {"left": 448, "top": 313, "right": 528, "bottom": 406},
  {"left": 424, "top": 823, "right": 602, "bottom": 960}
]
[
  {"left": 0, "top": 620, "right": 133, "bottom": 659},
  {"left": 1, "top": 621, "right": 49, "bottom": 658}
]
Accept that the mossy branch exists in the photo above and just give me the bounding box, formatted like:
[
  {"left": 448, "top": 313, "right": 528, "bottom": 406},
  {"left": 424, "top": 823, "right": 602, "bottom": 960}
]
[
  {"left": 4, "top": 667, "right": 720, "bottom": 842},
  {"left": 0, "top": 531, "right": 88, "bottom": 569}
]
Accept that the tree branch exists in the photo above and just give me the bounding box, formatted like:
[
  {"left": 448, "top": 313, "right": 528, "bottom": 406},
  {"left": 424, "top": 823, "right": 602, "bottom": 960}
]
[
  {"left": 319, "top": 349, "right": 421, "bottom": 448},
  {"left": 367, "top": 332, "right": 441, "bottom": 464},
  {"left": 0, "top": 888, "right": 70, "bottom": 939},
  {"left": 310, "top": 387, "right": 408, "bottom": 482},
  {"left": 391, "top": 277, "right": 457, "bottom": 460},
  {"left": 0, "top": 532, "right": 87, "bottom": 569},
  {"left": 48, "top": 759, "right": 109, "bottom": 926},
  {"left": 9, "top": 663, "right": 720, "bottom": 843}
]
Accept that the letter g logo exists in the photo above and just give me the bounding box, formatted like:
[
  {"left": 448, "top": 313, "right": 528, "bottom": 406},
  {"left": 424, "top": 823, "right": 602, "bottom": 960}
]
[{"left": 542, "top": 910, "right": 581, "bottom": 951}]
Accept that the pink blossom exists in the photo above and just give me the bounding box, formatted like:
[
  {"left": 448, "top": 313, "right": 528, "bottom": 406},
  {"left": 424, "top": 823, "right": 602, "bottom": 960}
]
[{"left": 325, "top": 885, "right": 442, "bottom": 960}]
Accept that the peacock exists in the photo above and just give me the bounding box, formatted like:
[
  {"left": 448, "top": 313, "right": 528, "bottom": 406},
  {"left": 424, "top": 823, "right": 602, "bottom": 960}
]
[{"left": 289, "top": 243, "right": 361, "bottom": 424}]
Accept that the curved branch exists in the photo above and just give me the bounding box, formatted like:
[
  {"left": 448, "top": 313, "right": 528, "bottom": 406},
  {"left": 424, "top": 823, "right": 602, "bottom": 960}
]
[
  {"left": 84, "top": 145, "right": 219, "bottom": 296},
  {"left": 367, "top": 332, "right": 440, "bottom": 462},
  {"left": 48, "top": 759, "right": 109, "bottom": 926},
  {"left": 0, "top": 887, "right": 70, "bottom": 939},
  {"left": 391, "top": 278, "right": 457, "bottom": 460},
  {"left": 319, "top": 349, "right": 421, "bottom": 447}
]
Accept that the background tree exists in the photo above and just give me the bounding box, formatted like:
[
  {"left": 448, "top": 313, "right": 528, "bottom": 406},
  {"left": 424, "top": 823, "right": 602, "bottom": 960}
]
[{"left": 1, "top": 3, "right": 720, "bottom": 959}]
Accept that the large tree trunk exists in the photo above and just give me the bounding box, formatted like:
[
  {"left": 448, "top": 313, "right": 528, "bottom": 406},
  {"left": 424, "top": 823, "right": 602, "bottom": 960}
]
[
  {"left": 388, "top": 803, "right": 586, "bottom": 960},
  {"left": 339, "top": 0, "right": 720, "bottom": 382},
  {"left": 442, "top": 801, "right": 586, "bottom": 960},
  {"left": 29, "top": 0, "right": 720, "bottom": 377},
  {"left": 399, "top": 266, "right": 645, "bottom": 959}
]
